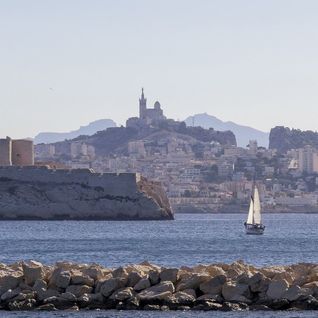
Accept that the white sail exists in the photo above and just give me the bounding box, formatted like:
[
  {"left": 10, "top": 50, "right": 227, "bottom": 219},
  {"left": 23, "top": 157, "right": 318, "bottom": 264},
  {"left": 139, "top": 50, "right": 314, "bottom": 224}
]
[
  {"left": 247, "top": 196, "right": 254, "bottom": 224},
  {"left": 253, "top": 187, "right": 261, "bottom": 224}
]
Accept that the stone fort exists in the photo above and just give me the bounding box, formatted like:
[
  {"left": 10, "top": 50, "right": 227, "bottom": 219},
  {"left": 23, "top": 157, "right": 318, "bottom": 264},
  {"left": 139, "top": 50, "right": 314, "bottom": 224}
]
[{"left": 0, "top": 137, "right": 34, "bottom": 166}]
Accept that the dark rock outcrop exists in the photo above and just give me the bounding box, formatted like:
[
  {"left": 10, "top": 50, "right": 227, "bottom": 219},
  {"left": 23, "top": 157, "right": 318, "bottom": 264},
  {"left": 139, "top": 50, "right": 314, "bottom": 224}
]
[{"left": 269, "top": 126, "right": 318, "bottom": 153}]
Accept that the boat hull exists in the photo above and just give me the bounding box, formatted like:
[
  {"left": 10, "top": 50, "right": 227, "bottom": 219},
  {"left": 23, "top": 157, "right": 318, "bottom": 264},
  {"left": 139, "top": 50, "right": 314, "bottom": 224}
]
[{"left": 245, "top": 224, "right": 265, "bottom": 235}]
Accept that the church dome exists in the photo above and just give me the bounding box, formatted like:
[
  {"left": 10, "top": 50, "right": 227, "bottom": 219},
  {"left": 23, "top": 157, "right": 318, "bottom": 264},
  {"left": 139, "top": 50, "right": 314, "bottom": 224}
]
[{"left": 154, "top": 101, "right": 161, "bottom": 109}]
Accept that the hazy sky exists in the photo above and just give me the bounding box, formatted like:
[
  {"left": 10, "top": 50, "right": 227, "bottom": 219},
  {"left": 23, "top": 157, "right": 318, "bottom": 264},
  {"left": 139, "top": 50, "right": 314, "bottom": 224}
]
[{"left": 1, "top": 0, "right": 318, "bottom": 138}]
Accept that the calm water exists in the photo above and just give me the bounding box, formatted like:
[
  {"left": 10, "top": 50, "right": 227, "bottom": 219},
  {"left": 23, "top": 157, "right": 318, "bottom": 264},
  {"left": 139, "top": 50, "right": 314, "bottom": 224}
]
[
  {"left": 0, "top": 213, "right": 317, "bottom": 267},
  {"left": 1, "top": 213, "right": 317, "bottom": 317},
  {"left": 1, "top": 311, "right": 318, "bottom": 318}
]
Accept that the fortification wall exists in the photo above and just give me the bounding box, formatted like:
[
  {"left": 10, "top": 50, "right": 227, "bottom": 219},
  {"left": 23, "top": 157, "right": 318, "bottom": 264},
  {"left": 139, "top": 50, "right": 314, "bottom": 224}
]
[
  {"left": 0, "top": 166, "right": 139, "bottom": 196},
  {"left": 12, "top": 139, "right": 34, "bottom": 166},
  {"left": 0, "top": 138, "right": 12, "bottom": 166},
  {"left": 0, "top": 166, "right": 173, "bottom": 220}
]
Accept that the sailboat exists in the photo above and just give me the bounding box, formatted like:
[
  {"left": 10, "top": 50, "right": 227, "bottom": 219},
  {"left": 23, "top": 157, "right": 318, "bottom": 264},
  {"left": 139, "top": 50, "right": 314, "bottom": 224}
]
[{"left": 244, "top": 184, "right": 265, "bottom": 235}]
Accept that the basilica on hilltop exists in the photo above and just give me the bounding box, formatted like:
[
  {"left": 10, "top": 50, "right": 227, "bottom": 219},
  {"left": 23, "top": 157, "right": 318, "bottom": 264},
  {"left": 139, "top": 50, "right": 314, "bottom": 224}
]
[{"left": 126, "top": 88, "right": 166, "bottom": 128}]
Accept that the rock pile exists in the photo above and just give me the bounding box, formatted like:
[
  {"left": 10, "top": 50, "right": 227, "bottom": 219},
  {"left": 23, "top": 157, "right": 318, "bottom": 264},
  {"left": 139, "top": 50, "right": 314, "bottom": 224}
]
[{"left": 1, "top": 260, "right": 318, "bottom": 311}]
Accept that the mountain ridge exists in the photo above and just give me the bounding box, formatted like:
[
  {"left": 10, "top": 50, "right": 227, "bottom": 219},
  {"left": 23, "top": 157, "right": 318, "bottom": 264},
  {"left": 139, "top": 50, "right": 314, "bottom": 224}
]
[
  {"left": 184, "top": 113, "right": 269, "bottom": 148},
  {"left": 34, "top": 119, "right": 117, "bottom": 144}
]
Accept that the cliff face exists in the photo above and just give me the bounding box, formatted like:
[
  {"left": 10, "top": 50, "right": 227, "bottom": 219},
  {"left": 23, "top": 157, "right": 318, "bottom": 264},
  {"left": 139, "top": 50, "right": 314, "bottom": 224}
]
[
  {"left": 269, "top": 126, "right": 318, "bottom": 153},
  {"left": 0, "top": 167, "right": 173, "bottom": 220}
]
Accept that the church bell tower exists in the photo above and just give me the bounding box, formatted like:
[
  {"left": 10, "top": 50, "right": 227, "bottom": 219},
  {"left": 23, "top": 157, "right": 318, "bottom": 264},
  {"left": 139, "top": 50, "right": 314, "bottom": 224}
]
[{"left": 139, "top": 88, "right": 147, "bottom": 119}]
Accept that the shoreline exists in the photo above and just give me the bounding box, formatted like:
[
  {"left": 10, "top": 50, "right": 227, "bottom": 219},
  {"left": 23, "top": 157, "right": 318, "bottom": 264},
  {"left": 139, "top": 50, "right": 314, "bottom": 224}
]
[{"left": 1, "top": 260, "right": 318, "bottom": 312}]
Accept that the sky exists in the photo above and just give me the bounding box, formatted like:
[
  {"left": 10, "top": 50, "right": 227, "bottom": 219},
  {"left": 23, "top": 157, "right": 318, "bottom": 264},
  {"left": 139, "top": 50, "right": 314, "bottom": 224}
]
[{"left": 0, "top": 0, "right": 318, "bottom": 138}]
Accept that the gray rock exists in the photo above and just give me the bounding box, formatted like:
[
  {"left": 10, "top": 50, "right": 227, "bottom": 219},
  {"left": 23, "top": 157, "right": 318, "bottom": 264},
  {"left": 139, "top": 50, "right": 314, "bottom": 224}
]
[
  {"left": 160, "top": 268, "right": 179, "bottom": 283},
  {"left": 134, "top": 277, "right": 151, "bottom": 291},
  {"left": 60, "top": 292, "right": 77, "bottom": 302},
  {"left": 1, "top": 288, "right": 20, "bottom": 302},
  {"left": 138, "top": 281, "right": 175, "bottom": 301},
  {"left": 110, "top": 287, "right": 134, "bottom": 301},
  {"left": 177, "top": 274, "right": 210, "bottom": 291},
  {"left": 65, "top": 285, "right": 92, "bottom": 298},
  {"left": 283, "top": 285, "right": 308, "bottom": 302},
  {"left": 71, "top": 274, "right": 94, "bottom": 287},
  {"left": 222, "top": 282, "right": 251, "bottom": 303},
  {"left": 200, "top": 275, "right": 226, "bottom": 295},
  {"left": 169, "top": 291, "right": 196, "bottom": 307},
  {"left": 33, "top": 279, "right": 47, "bottom": 292},
  {"left": 49, "top": 269, "right": 71, "bottom": 289},
  {"left": 144, "top": 304, "right": 161, "bottom": 310},
  {"left": 127, "top": 271, "right": 143, "bottom": 287},
  {"left": 100, "top": 278, "right": 126, "bottom": 297},
  {"left": 266, "top": 279, "right": 289, "bottom": 300},
  {"left": 22, "top": 261, "right": 44, "bottom": 286},
  {"left": 196, "top": 294, "right": 223, "bottom": 303},
  {"left": 149, "top": 270, "right": 160, "bottom": 285},
  {"left": 0, "top": 275, "right": 22, "bottom": 295},
  {"left": 37, "top": 288, "right": 60, "bottom": 302}
]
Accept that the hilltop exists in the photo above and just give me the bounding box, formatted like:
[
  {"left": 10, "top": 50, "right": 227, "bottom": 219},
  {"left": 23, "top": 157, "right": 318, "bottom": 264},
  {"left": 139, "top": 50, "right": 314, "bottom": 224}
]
[
  {"left": 54, "top": 120, "right": 236, "bottom": 157},
  {"left": 269, "top": 126, "right": 318, "bottom": 153}
]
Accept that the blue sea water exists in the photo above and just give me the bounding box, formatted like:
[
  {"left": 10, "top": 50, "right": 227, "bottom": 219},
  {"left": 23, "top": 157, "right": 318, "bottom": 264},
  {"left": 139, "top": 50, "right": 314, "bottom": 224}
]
[
  {"left": 0, "top": 213, "right": 317, "bottom": 267},
  {"left": 0, "top": 213, "right": 317, "bottom": 317}
]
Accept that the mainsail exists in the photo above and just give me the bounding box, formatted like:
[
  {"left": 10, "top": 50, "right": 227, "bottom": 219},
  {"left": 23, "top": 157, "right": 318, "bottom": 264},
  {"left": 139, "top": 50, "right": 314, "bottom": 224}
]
[
  {"left": 246, "top": 185, "right": 262, "bottom": 225},
  {"left": 247, "top": 195, "right": 254, "bottom": 224},
  {"left": 253, "top": 187, "right": 261, "bottom": 224}
]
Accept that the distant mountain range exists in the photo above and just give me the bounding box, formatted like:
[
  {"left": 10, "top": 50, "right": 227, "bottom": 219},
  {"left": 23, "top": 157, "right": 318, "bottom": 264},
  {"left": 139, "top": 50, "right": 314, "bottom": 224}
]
[
  {"left": 34, "top": 119, "right": 117, "bottom": 144},
  {"left": 34, "top": 114, "right": 269, "bottom": 148},
  {"left": 184, "top": 113, "right": 269, "bottom": 148}
]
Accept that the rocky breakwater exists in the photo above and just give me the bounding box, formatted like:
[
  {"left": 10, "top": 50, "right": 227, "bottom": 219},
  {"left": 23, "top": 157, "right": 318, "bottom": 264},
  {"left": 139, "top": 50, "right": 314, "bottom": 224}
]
[
  {"left": 1, "top": 260, "right": 318, "bottom": 312},
  {"left": 0, "top": 166, "right": 173, "bottom": 220}
]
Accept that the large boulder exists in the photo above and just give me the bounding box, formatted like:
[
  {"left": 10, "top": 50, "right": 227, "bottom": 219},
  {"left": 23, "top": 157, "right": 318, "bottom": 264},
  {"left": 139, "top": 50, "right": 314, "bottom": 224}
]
[
  {"left": 160, "top": 268, "right": 179, "bottom": 283},
  {"left": 127, "top": 272, "right": 143, "bottom": 287},
  {"left": 134, "top": 277, "right": 151, "bottom": 291},
  {"left": 303, "top": 281, "right": 318, "bottom": 296},
  {"left": 37, "top": 288, "right": 60, "bottom": 302},
  {"left": 22, "top": 261, "right": 45, "bottom": 286},
  {"left": 222, "top": 282, "right": 251, "bottom": 303},
  {"left": 247, "top": 272, "right": 268, "bottom": 293},
  {"left": 49, "top": 269, "right": 71, "bottom": 289},
  {"left": 138, "top": 281, "right": 175, "bottom": 301},
  {"left": 200, "top": 275, "right": 226, "bottom": 295},
  {"left": 176, "top": 274, "right": 210, "bottom": 291},
  {"left": 100, "top": 278, "right": 126, "bottom": 297},
  {"left": 149, "top": 270, "right": 160, "bottom": 285},
  {"left": 110, "top": 287, "right": 135, "bottom": 301},
  {"left": 169, "top": 291, "right": 196, "bottom": 306},
  {"left": 283, "top": 285, "right": 311, "bottom": 302},
  {"left": 205, "top": 265, "right": 226, "bottom": 277},
  {"left": 65, "top": 285, "right": 93, "bottom": 298},
  {"left": 0, "top": 273, "right": 23, "bottom": 295},
  {"left": 81, "top": 266, "right": 108, "bottom": 281},
  {"left": 71, "top": 274, "right": 94, "bottom": 287},
  {"left": 1, "top": 288, "right": 20, "bottom": 302},
  {"left": 112, "top": 267, "right": 128, "bottom": 284},
  {"left": 266, "top": 279, "right": 289, "bottom": 300}
]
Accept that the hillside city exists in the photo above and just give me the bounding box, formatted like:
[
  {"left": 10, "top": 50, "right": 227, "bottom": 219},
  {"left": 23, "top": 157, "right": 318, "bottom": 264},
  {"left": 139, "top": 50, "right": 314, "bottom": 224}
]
[{"left": 34, "top": 90, "right": 318, "bottom": 213}]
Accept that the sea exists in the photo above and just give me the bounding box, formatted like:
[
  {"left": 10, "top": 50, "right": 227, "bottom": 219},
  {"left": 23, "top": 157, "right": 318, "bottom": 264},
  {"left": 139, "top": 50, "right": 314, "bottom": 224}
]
[{"left": 0, "top": 213, "right": 317, "bottom": 318}]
